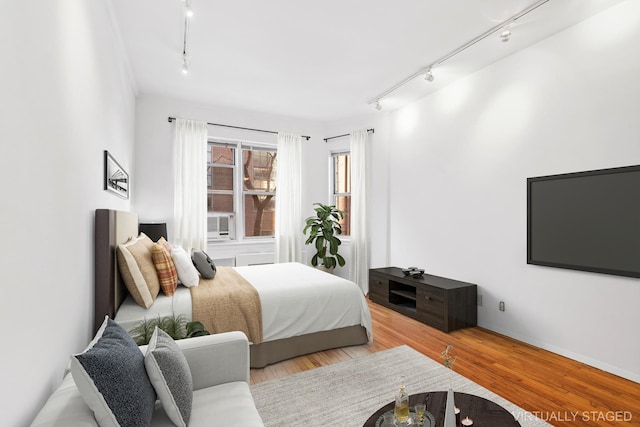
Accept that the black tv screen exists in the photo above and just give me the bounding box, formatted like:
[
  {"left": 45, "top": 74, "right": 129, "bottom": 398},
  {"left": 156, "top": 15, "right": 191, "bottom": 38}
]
[{"left": 527, "top": 165, "right": 640, "bottom": 278}]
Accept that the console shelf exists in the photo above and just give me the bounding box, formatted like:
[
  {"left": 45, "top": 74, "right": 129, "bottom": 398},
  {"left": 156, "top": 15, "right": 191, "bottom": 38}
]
[{"left": 369, "top": 267, "right": 477, "bottom": 332}]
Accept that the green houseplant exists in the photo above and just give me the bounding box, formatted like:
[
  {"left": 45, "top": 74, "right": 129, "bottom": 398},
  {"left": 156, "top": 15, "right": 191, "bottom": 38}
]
[
  {"left": 303, "top": 203, "right": 346, "bottom": 270},
  {"left": 129, "top": 314, "right": 210, "bottom": 346}
]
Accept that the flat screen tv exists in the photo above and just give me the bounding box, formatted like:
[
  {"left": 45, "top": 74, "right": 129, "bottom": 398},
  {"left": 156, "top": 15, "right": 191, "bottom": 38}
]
[{"left": 527, "top": 164, "right": 640, "bottom": 278}]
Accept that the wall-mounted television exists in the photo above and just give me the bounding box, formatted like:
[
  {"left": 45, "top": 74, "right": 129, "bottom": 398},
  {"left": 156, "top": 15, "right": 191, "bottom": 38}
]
[{"left": 527, "top": 165, "right": 640, "bottom": 278}]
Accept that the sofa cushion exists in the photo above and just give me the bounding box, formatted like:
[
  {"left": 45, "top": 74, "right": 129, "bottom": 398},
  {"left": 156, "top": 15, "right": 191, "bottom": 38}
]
[
  {"left": 145, "top": 328, "right": 193, "bottom": 427},
  {"left": 31, "top": 373, "right": 98, "bottom": 426},
  {"left": 187, "top": 381, "right": 263, "bottom": 427},
  {"left": 70, "top": 317, "right": 156, "bottom": 427}
]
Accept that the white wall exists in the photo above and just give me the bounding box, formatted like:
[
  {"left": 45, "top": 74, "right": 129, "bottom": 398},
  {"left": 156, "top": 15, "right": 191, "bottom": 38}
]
[
  {"left": 386, "top": 1, "right": 640, "bottom": 381},
  {"left": 134, "top": 94, "right": 328, "bottom": 261},
  {"left": 0, "top": 1, "right": 136, "bottom": 424}
]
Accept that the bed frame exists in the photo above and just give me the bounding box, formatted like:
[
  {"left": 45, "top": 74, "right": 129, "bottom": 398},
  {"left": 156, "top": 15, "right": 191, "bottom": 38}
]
[{"left": 94, "top": 209, "right": 368, "bottom": 368}]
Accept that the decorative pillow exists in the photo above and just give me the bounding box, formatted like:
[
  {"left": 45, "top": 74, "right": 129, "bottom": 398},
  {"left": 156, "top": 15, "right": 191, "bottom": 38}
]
[
  {"left": 116, "top": 233, "right": 161, "bottom": 308},
  {"left": 171, "top": 245, "right": 200, "bottom": 287},
  {"left": 191, "top": 250, "right": 217, "bottom": 279},
  {"left": 157, "top": 236, "right": 172, "bottom": 254},
  {"left": 152, "top": 243, "right": 178, "bottom": 296},
  {"left": 70, "top": 316, "right": 156, "bottom": 427},
  {"left": 145, "top": 328, "right": 193, "bottom": 427}
]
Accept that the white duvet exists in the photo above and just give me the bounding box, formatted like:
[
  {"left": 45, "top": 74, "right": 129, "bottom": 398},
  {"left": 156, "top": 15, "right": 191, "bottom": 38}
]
[{"left": 115, "top": 262, "right": 372, "bottom": 343}]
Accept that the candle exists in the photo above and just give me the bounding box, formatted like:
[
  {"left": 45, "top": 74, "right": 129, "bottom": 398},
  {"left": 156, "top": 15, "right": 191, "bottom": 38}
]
[
  {"left": 454, "top": 406, "right": 461, "bottom": 425},
  {"left": 461, "top": 416, "right": 473, "bottom": 426}
]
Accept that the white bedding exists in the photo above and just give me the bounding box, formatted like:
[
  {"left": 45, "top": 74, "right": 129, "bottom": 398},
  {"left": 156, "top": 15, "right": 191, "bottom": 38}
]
[{"left": 115, "top": 262, "right": 372, "bottom": 343}]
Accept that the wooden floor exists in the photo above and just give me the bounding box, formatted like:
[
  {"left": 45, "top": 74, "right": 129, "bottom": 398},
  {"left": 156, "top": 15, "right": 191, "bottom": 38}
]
[{"left": 251, "top": 299, "right": 640, "bottom": 426}]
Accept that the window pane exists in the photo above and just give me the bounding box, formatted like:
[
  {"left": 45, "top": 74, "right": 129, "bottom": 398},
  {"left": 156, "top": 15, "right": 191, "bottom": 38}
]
[
  {"left": 209, "top": 145, "right": 235, "bottom": 165},
  {"left": 208, "top": 166, "right": 233, "bottom": 191},
  {"left": 207, "top": 193, "right": 234, "bottom": 213},
  {"left": 334, "top": 154, "right": 351, "bottom": 193},
  {"left": 243, "top": 194, "right": 275, "bottom": 237},
  {"left": 243, "top": 149, "right": 277, "bottom": 192},
  {"left": 335, "top": 195, "right": 351, "bottom": 236}
]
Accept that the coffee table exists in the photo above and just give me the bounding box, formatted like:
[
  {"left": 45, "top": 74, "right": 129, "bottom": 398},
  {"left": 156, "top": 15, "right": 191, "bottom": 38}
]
[{"left": 363, "top": 391, "right": 522, "bottom": 426}]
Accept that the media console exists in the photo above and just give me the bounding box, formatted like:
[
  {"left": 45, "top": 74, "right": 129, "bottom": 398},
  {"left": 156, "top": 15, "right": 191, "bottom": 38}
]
[{"left": 369, "top": 267, "right": 477, "bottom": 332}]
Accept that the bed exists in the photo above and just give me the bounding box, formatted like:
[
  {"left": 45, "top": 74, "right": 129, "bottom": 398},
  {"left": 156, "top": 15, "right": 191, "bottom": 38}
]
[{"left": 94, "top": 209, "right": 372, "bottom": 368}]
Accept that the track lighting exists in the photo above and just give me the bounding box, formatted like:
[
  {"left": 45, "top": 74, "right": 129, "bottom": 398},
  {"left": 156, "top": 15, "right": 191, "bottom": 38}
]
[
  {"left": 375, "top": 101, "right": 382, "bottom": 111},
  {"left": 181, "top": 54, "right": 190, "bottom": 75},
  {"left": 366, "top": 0, "right": 550, "bottom": 108},
  {"left": 180, "top": 0, "right": 192, "bottom": 74},
  {"left": 424, "top": 67, "right": 434, "bottom": 82},
  {"left": 184, "top": 0, "right": 194, "bottom": 18},
  {"left": 500, "top": 27, "right": 511, "bottom": 42}
]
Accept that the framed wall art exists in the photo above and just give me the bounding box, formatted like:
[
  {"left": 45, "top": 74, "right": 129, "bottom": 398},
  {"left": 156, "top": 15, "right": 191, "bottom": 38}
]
[{"left": 104, "top": 150, "right": 129, "bottom": 199}]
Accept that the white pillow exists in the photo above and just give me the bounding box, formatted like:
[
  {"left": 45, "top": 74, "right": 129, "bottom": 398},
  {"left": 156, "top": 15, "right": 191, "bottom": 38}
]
[{"left": 171, "top": 245, "right": 199, "bottom": 287}]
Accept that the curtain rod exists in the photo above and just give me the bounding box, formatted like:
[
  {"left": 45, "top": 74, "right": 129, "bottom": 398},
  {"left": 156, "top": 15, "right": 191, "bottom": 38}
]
[
  {"left": 324, "top": 128, "right": 375, "bottom": 143},
  {"left": 168, "top": 117, "right": 311, "bottom": 141}
]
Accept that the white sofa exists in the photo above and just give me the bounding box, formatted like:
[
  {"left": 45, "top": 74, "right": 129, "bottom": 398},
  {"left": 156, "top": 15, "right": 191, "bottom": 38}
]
[{"left": 32, "top": 331, "right": 265, "bottom": 426}]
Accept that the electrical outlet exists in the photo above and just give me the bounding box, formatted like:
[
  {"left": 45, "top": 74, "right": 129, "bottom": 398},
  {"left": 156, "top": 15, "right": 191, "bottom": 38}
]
[
  {"left": 499, "top": 301, "right": 505, "bottom": 311},
  {"left": 478, "top": 294, "right": 483, "bottom": 306}
]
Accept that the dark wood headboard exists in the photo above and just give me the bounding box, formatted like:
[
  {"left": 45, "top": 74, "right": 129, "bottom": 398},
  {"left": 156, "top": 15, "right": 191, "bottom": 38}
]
[{"left": 94, "top": 209, "right": 139, "bottom": 333}]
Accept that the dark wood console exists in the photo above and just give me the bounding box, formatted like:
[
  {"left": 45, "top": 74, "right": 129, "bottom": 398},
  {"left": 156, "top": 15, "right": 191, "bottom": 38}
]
[{"left": 369, "top": 267, "right": 477, "bottom": 332}]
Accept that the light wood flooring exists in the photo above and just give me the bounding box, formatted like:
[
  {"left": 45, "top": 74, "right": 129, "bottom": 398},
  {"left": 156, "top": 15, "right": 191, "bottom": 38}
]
[{"left": 250, "top": 299, "right": 640, "bottom": 426}]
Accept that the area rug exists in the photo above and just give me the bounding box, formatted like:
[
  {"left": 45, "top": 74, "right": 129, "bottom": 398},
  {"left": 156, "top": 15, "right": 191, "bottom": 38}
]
[{"left": 251, "top": 345, "right": 551, "bottom": 427}]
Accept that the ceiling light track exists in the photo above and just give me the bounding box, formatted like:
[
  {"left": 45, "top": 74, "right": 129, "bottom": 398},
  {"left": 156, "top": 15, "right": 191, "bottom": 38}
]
[
  {"left": 367, "top": 0, "right": 550, "bottom": 109},
  {"left": 181, "top": 0, "right": 193, "bottom": 74}
]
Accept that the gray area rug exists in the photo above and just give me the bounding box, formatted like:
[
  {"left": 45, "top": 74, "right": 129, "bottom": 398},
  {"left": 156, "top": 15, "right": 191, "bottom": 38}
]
[{"left": 251, "top": 345, "right": 551, "bottom": 427}]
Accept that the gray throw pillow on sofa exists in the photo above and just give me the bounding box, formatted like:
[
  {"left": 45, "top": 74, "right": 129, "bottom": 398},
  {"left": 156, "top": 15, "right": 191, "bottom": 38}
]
[
  {"left": 145, "top": 327, "right": 193, "bottom": 427},
  {"left": 70, "top": 316, "right": 156, "bottom": 427}
]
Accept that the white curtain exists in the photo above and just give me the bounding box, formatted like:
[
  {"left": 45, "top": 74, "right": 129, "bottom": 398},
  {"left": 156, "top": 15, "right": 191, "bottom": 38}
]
[
  {"left": 173, "top": 118, "right": 208, "bottom": 253},
  {"left": 349, "top": 130, "right": 369, "bottom": 293},
  {"left": 275, "top": 132, "right": 302, "bottom": 263}
]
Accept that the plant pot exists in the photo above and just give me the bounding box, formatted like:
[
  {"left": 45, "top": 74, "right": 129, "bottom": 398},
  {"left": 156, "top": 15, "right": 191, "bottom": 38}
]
[{"left": 315, "top": 265, "right": 335, "bottom": 274}]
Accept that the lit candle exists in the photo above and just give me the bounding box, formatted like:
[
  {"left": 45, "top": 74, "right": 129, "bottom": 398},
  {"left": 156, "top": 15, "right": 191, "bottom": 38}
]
[
  {"left": 455, "top": 406, "right": 461, "bottom": 425},
  {"left": 461, "top": 416, "right": 473, "bottom": 426}
]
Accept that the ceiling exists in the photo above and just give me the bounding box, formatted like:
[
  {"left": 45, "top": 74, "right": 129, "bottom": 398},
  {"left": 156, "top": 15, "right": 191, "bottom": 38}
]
[{"left": 108, "top": 0, "right": 622, "bottom": 122}]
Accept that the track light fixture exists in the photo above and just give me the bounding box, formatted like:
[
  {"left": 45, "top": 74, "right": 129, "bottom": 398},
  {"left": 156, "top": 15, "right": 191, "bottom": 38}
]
[
  {"left": 180, "top": 0, "right": 192, "bottom": 75},
  {"left": 181, "top": 54, "right": 190, "bottom": 75},
  {"left": 375, "top": 100, "right": 382, "bottom": 111},
  {"left": 183, "top": 0, "right": 194, "bottom": 18},
  {"left": 500, "top": 27, "right": 511, "bottom": 42},
  {"left": 424, "top": 67, "right": 434, "bottom": 82},
  {"left": 366, "top": 0, "right": 550, "bottom": 108}
]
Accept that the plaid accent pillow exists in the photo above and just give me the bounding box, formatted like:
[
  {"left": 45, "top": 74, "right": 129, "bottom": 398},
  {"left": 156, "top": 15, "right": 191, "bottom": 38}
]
[
  {"left": 157, "top": 236, "right": 172, "bottom": 254},
  {"left": 152, "top": 243, "right": 178, "bottom": 296}
]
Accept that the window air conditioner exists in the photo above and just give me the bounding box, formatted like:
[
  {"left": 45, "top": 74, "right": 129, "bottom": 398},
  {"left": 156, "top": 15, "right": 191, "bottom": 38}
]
[{"left": 208, "top": 213, "right": 235, "bottom": 240}]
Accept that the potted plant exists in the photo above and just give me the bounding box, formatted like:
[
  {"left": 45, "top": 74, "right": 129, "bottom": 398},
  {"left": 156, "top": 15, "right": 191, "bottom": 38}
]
[{"left": 303, "top": 203, "right": 346, "bottom": 272}]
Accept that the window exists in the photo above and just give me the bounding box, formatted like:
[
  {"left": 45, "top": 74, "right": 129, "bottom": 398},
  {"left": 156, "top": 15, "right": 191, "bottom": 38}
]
[
  {"left": 207, "top": 140, "right": 277, "bottom": 240},
  {"left": 332, "top": 151, "right": 351, "bottom": 236},
  {"left": 242, "top": 147, "right": 277, "bottom": 237}
]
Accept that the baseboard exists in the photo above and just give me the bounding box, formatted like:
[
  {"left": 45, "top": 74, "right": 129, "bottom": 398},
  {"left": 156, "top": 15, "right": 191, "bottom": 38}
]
[{"left": 484, "top": 324, "right": 640, "bottom": 384}]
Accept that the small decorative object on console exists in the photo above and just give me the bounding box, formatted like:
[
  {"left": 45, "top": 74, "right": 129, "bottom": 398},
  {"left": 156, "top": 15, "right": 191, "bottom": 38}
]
[{"left": 402, "top": 266, "right": 424, "bottom": 277}]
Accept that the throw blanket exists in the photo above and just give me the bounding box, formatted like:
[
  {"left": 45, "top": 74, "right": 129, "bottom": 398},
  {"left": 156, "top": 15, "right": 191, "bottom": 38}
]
[{"left": 190, "top": 267, "right": 263, "bottom": 344}]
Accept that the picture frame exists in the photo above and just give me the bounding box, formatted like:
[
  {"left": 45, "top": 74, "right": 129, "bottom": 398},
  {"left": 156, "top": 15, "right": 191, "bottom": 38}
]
[{"left": 104, "top": 150, "right": 129, "bottom": 199}]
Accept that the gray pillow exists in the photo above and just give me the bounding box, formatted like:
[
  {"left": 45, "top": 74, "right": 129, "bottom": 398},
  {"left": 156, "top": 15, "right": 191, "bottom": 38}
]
[
  {"left": 70, "top": 316, "right": 156, "bottom": 427},
  {"left": 145, "top": 327, "right": 193, "bottom": 427},
  {"left": 191, "top": 250, "right": 217, "bottom": 279}
]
